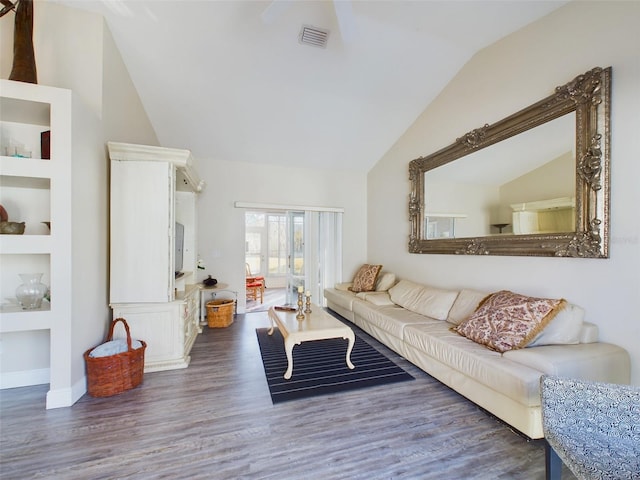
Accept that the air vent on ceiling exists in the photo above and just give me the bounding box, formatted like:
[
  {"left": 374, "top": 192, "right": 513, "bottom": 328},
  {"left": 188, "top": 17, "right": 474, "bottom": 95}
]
[{"left": 299, "top": 25, "right": 329, "bottom": 48}]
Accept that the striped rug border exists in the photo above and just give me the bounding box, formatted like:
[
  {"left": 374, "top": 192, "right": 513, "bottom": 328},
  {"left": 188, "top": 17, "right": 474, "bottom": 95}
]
[{"left": 256, "top": 327, "right": 414, "bottom": 403}]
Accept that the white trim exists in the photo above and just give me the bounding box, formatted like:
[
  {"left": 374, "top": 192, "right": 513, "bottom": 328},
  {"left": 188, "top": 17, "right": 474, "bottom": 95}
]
[
  {"left": 234, "top": 201, "right": 344, "bottom": 213},
  {"left": 424, "top": 212, "right": 468, "bottom": 218},
  {"left": 0, "top": 368, "right": 49, "bottom": 389},
  {"left": 510, "top": 196, "right": 575, "bottom": 212},
  {"left": 46, "top": 375, "right": 87, "bottom": 409}
]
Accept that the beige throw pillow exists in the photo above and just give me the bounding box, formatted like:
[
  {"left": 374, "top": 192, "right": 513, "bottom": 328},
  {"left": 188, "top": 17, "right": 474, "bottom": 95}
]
[
  {"left": 375, "top": 272, "right": 397, "bottom": 292},
  {"left": 348, "top": 264, "right": 382, "bottom": 293},
  {"left": 453, "top": 290, "right": 566, "bottom": 353}
]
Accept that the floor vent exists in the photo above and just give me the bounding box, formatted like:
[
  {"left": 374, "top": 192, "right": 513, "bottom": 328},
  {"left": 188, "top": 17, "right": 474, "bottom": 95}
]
[{"left": 299, "top": 25, "right": 329, "bottom": 48}]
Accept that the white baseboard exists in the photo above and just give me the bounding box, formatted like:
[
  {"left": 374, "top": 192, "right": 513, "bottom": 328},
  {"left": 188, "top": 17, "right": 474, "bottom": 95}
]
[
  {"left": 46, "top": 375, "right": 87, "bottom": 409},
  {"left": 0, "top": 368, "right": 49, "bottom": 389},
  {"left": 0, "top": 370, "right": 86, "bottom": 409}
]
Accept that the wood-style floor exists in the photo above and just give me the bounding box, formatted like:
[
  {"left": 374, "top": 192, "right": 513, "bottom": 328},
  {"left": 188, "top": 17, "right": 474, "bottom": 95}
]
[
  {"left": 245, "top": 287, "right": 286, "bottom": 313},
  {"left": 0, "top": 311, "right": 577, "bottom": 479}
]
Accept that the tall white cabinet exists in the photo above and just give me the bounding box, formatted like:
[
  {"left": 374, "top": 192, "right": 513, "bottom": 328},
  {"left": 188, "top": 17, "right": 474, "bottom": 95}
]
[{"left": 108, "top": 142, "right": 204, "bottom": 372}]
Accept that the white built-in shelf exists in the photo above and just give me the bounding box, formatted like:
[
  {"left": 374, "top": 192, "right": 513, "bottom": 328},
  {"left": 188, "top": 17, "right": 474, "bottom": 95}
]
[
  {"left": 0, "top": 235, "right": 51, "bottom": 253},
  {"left": 0, "top": 303, "right": 51, "bottom": 332},
  {"left": 0, "top": 79, "right": 73, "bottom": 408}
]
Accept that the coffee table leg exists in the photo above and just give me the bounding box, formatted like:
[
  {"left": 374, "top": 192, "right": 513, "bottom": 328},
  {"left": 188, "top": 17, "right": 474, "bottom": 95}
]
[
  {"left": 345, "top": 331, "right": 355, "bottom": 370},
  {"left": 284, "top": 338, "right": 296, "bottom": 380},
  {"left": 267, "top": 311, "right": 276, "bottom": 335}
]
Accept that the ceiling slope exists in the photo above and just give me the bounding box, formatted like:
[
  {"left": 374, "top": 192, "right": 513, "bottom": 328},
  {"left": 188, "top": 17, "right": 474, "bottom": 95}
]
[{"left": 54, "top": 0, "right": 568, "bottom": 171}]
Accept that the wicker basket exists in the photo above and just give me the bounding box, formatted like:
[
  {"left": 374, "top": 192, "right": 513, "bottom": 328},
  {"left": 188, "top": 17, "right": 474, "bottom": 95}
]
[
  {"left": 84, "top": 318, "right": 147, "bottom": 398},
  {"left": 207, "top": 299, "right": 235, "bottom": 328}
]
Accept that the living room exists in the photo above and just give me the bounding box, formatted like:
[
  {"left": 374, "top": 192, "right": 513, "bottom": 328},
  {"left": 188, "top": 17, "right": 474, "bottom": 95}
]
[{"left": 0, "top": 0, "right": 638, "bottom": 476}]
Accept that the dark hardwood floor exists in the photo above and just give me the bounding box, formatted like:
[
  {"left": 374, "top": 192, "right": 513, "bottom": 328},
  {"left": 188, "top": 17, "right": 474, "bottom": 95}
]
[{"left": 0, "top": 311, "right": 577, "bottom": 479}]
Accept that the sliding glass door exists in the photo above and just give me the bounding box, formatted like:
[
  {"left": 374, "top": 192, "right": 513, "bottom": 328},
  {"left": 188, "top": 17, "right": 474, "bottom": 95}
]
[
  {"left": 244, "top": 206, "right": 342, "bottom": 309},
  {"left": 285, "top": 211, "right": 305, "bottom": 305}
]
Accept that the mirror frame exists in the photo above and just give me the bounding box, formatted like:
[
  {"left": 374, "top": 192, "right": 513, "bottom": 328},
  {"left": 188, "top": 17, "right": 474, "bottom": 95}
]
[{"left": 409, "top": 66, "right": 611, "bottom": 258}]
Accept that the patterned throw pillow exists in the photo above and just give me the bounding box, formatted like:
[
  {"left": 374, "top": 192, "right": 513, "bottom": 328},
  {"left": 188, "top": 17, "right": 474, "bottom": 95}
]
[
  {"left": 453, "top": 290, "right": 566, "bottom": 353},
  {"left": 349, "top": 264, "right": 382, "bottom": 293}
]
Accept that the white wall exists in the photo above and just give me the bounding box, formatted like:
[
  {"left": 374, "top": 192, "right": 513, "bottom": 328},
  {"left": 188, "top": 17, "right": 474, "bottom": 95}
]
[
  {"left": 0, "top": 1, "right": 158, "bottom": 401},
  {"left": 196, "top": 158, "right": 366, "bottom": 312},
  {"left": 368, "top": 1, "right": 640, "bottom": 384}
]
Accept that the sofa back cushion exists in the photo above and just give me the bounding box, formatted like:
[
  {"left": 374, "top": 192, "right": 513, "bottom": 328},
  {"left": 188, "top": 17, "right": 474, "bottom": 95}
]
[
  {"left": 375, "top": 272, "right": 397, "bottom": 292},
  {"left": 527, "top": 303, "right": 585, "bottom": 346},
  {"left": 447, "top": 289, "right": 489, "bottom": 325},
  {"left": 388, "top": 279, "right": 459, "bottom": 321},
  {"left": 356, "top": 291, "right": 395, "bottom": 306}
]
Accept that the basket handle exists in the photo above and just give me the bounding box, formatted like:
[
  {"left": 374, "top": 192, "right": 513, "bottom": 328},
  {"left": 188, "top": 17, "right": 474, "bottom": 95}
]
[{"left": 106, "top": 317, "right": 133, "bottom": 351}]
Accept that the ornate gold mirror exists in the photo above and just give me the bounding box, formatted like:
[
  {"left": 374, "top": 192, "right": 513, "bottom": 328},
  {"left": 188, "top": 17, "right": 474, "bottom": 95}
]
[{"left": 409, "top": 67, "right": 610, "bottom": 257}]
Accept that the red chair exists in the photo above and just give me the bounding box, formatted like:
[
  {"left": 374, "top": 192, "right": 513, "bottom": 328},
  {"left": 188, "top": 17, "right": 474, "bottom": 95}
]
[{"left": 246, "top": 263, "right": 264, "bottom": 303}]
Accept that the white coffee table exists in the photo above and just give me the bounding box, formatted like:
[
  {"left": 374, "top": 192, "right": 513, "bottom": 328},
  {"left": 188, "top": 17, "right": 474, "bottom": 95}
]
[{"left": 268, "top": 305, "right": 355, "bottom": 380}]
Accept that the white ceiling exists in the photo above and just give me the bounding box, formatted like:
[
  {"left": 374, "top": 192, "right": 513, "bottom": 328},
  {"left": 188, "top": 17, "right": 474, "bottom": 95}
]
[{"left": 55, "top": 0, "right": 568, "bottom": 171}]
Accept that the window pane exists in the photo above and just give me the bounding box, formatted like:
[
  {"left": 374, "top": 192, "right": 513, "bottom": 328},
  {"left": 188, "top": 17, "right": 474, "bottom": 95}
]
[{"left": 267, "top": 214, "right": 287, "bottom": 275}]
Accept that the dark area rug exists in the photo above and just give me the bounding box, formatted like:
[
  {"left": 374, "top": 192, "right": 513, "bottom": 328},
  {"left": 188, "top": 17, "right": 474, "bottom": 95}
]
[{"left": 256, "top": 327, "right": 414, "bottom": 403}]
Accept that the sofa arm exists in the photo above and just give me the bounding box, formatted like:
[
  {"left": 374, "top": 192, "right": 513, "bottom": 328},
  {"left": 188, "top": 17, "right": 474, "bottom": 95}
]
[
  {"left": 504, "top": 342, "right": 631, "bottom": 384},
  {"left": 334, "top": 282, "right": 353, "bottom": 292},
  {"left": 579, "top": 321, "right": 599, "bottom": 343}
]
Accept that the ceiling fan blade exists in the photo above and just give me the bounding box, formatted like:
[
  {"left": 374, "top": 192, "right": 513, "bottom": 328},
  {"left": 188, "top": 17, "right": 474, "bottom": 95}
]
[
  {"left": 260, "top": 0, "right": 292, "bottom": 24},
  {"left": 333, "top": 0, "right": 356, "bottom": 42}
]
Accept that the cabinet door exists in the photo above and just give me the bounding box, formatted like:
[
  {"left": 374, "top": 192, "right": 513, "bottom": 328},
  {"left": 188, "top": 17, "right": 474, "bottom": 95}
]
[{"left": 110, "top": 161, "right": 174, "bottom": 303}]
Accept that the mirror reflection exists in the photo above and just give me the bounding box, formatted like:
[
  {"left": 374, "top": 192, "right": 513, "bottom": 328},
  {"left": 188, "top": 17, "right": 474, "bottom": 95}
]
[
  {"left": 424, "top": 114, "right": 575, "bottom": 239},
  {"left": 408, "top": 66, "right": 611, "bottom": 258}
]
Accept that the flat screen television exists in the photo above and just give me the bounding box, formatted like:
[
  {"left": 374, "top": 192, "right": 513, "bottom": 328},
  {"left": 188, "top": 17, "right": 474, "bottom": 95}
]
[{"left": 175, "top": 222, "right": 185, "bottom": 278}]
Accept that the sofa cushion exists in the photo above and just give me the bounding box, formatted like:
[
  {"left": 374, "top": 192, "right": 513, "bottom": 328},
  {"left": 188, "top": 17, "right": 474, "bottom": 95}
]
[
  {"left": 527, "top": 303, "right": 584, "bottom": 347},
  {"left": 349, "top": 264, "right": 382, "bottom": 293},
  {"left": 454, "top": 290, "right": 566, "bottom": 353},
  {"left": 334, "top": 282, "right": 353, "bottom": 292},
  {"left": 375, "top": 272, "right": 397, "bottom": 292},
  {"left": 403, "top": 322, "right": 544, "bottom": 407},
  {"left": 355, "top": 291, "right": 395, "bottom": 306},
  {"left": 388, "top": 279, "right": 459, "bottom": 321},
  {"left": 353, "top": 301, "right": 438, "bottom": 340},
  {"left": 324, "top": 288, "right": 356, "bottom": 311},
  {"left": 447, "top": 289, "right": 489, "bottom": 325},
  {"left": 504, "top": 342, "right": 630, "bottom": 382}
]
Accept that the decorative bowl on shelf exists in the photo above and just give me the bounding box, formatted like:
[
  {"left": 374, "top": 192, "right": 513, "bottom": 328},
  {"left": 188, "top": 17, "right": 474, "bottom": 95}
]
[
  {"left": 0, "top": 221, "right": 26, "bottom": 234},
  {"left": 203, "top": 275, "right": 218, "bottom": 287}
]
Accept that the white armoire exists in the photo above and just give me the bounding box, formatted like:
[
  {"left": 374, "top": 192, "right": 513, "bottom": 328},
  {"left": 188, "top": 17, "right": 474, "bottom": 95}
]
[{"left": 108, "top": 142, "right": 204, "bottom": 372}]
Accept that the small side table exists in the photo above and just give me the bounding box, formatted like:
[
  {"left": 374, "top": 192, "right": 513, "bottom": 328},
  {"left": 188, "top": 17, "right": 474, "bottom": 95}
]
[{"left": 199, "top": 283, "right": 238, "bottom": 325}]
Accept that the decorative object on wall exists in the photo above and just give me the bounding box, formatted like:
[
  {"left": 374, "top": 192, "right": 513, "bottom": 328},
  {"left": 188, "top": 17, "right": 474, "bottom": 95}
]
[
  {"left": 15, "top": 272, "right": 48, "bottom": 309},
  {"left": 40, "top": 130, "right": 50, "bottom": 159},
  {"left": 0, "top": 0, "right": 37, "bottom": 84},
  {"left": 408, "top": 66, "right": 611, "bottom": 258}
]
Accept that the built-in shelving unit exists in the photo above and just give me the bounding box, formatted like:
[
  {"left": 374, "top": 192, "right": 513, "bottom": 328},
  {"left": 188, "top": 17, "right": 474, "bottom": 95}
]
[{"left": 0, "top": 80, "right": 72, "bottom": 408}]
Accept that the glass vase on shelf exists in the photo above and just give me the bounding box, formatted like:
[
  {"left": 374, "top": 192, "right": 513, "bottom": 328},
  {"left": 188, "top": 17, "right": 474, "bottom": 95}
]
[{"left": 15, "top": 273, "right": 48, "bottom": 310}]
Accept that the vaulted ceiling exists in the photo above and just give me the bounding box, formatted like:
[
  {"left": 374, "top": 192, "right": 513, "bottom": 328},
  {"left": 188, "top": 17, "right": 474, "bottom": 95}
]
[{"left": 56, "top": 0, "right": 568, "bottom": 171}]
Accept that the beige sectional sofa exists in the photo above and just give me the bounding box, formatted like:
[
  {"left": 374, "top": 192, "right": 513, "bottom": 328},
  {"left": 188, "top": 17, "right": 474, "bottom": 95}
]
[{"left": 324, "top": 278, "right": 630, "bottom": 439}]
